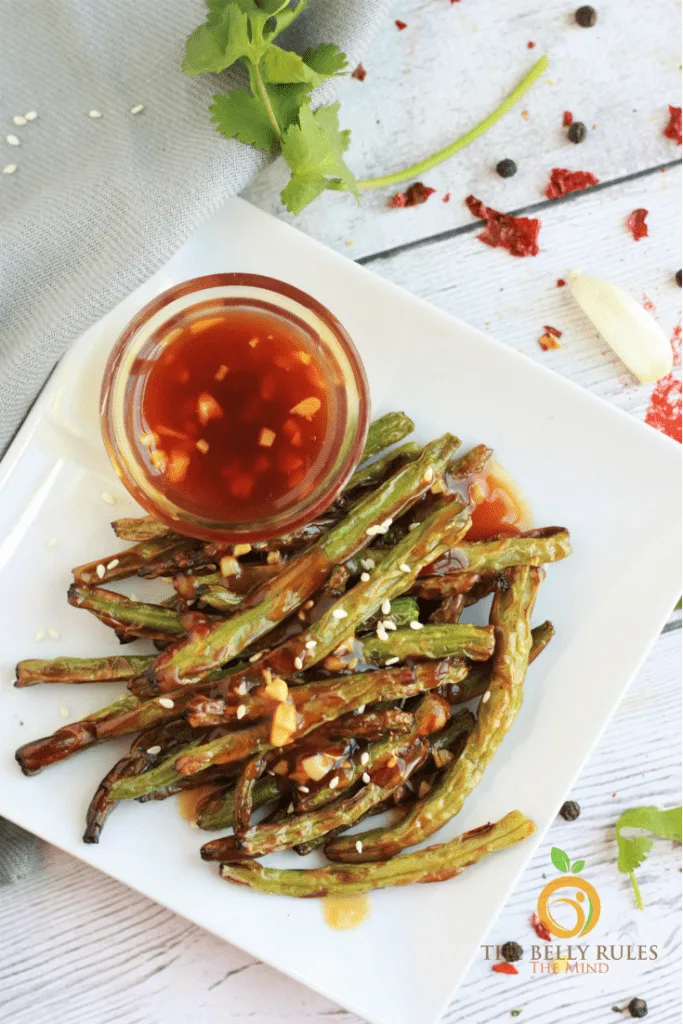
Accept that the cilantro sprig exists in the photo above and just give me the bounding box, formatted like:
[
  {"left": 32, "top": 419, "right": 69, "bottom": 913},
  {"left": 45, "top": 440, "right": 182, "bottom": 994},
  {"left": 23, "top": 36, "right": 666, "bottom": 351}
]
[
  {"left": 183, "top": 0, "right": 548, "bottom": 214},
  {"left": 616, "top": 805, "right": 682, "bottom": 909}
]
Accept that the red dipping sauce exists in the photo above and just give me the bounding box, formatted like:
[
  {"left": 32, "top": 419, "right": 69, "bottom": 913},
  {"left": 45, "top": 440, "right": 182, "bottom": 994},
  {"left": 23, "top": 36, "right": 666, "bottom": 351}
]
[
  {"left": 101, "top": 275, "right": 369, "bottom": 541},
  {"left": 140, "top": 305, "right": 329, "bottom": 524}
]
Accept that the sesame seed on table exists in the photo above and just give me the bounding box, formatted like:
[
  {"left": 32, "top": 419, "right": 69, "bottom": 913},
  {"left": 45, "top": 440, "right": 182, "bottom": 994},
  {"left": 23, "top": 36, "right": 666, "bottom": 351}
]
[{"left": 0, "top": 2, "right": 680, "bottom": 1023}]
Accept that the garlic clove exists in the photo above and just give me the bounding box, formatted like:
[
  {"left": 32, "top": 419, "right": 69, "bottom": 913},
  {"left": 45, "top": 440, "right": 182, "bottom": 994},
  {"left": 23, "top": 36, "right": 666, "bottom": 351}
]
[{"left": 567, "top": 270, "right": 673, "bottom": 383}]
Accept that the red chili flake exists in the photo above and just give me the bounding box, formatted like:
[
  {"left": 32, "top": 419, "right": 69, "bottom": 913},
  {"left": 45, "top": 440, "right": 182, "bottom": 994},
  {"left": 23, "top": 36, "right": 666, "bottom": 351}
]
[
  {"left": 645, "top": 322, "right": 683, "bottom": 442},
  {"left": 395, "top": 19, "right": 407, "bottom": 30},
  {"left": 465, "top": 195, "right": 541, "bottom": 257},
  {"left": 389, "top": 183, "right": 436, "bottom": 208},
  {"left": 492, "top": 962, "right": 519, "bottom": 975},
  {"left": 663, "top": 105, "right": 682, "bottom": 145},
  {"left": 563, "top": 110, "right": 574, "bottom": 127},
  {"left": 538, "top": 328, "right": 561, "bottom": 351},
  {"left": 531, "top": 913, "right": 552, "bottom": 941},
  {"left": 352, "top": 64, "right": 367, "bottom": 82},
  {"left": 443, "top": 192, "right": 451, "bottom": 203},
  {"left": 626, "top": 208, "right": 649, "bottom": 241},
  {"left": 406, "top": 182, "right": 435, "bottom": 206},
  {"left": 544, "top": 168, "right": 600, "bottom": 199},
  {"left": 527, "top": 41, "right": 536, "bottom": 49},
  {"left": 556, "top": 278, "right": 567, "bottom": 287}
]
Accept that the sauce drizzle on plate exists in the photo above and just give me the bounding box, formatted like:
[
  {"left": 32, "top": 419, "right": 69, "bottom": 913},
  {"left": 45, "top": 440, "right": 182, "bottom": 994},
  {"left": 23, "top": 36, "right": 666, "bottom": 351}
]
[{"left": 322, "top": 893, "right": 371, "bottom": 930}]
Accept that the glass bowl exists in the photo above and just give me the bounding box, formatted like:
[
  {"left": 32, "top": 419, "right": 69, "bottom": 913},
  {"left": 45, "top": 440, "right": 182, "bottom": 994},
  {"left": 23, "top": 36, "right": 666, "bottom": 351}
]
[{"left": 100, "top": 273, "right": 370, "bottom": 542}]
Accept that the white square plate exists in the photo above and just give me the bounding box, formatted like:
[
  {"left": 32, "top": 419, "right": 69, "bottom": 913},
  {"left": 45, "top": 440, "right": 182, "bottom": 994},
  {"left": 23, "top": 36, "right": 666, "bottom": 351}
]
[{"left": 0, "top": 198, "right": 680, "bottom": 1024}]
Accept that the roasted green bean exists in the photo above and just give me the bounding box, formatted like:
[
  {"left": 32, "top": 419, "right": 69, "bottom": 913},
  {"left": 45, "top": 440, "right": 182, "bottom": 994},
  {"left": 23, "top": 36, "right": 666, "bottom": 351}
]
[
  {"left": 220, "top": 811, "right": 534, "bottom": 895},
  {"left": 326, "top": 565, "right": 543, "bottom": 862}
]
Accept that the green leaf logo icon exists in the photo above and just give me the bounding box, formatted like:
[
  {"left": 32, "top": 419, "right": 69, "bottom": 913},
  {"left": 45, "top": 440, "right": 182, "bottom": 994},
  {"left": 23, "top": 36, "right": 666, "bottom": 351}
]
[
  {"left": 550, "top": 846, "right": 571, "bottom": 873},
  {"left": 571, "top": 860, "right": 585, "bottom": 874}
]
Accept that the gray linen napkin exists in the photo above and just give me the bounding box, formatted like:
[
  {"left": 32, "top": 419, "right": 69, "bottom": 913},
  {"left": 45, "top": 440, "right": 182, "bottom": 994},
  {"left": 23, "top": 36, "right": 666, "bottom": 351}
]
[{"left": 0, "top": 0, "right": 392, "bottom": 884}]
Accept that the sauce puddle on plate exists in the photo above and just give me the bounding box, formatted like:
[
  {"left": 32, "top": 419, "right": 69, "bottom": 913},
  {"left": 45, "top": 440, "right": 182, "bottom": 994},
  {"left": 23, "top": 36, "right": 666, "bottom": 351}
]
[
  {"left": 177, "top": 785, "right": 220, "bottom": 825},
  {"left": 322, "top": 893, "right": 371, "bottom": 930},
  {"left": 466, "top": 459, "right": 532, "bottom": 541}
]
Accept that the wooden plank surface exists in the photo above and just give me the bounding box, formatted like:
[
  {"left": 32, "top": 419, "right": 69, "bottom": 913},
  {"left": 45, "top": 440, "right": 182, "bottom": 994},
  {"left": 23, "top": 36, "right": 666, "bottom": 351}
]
[
  {"left": 245, "top": 0, "right": 682, "bottom": 258},
  {"left": 2, "top": 0, "right": 681, "bottom": 1021},
  {"left": 359, "top": 165, "right": 682, "bottom": 427}
]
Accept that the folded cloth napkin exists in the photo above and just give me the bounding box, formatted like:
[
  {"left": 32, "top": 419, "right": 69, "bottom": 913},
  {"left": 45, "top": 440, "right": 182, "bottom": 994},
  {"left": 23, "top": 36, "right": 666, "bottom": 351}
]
[{"left": 0, "top": 0, "right": 392, "bottom": 885}]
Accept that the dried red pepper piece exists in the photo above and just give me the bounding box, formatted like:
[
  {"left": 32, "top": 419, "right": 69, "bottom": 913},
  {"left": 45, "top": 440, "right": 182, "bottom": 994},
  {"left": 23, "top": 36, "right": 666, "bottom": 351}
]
[
  {"left": 352, "top": 64, "right": 367, "bottom": 82},
  {"left": 645, "top": 324, "right": 682, "bottom": 442},
  {"left": 626, "top": 208, "right": 649, "bottom": 241},
  {"left": 442, "top": 193, "right": 451, "bottom": 203},
  {"left": 563, "top": 110, "right": 574, "bottom": 127},
  {"left": 492, "top": 962, "right": 519, "bottom": 975},
  {"left": 664, "top": 105, "right": 682, "bottom": 145},
  {"left": 465, "top": 195, "right": 541, "bottom": 257},
  {"left": 645, "top": 376, "right": 682, "bottom": 442},
  {"left": 395, "top": 19, "right": 407, "bottom": 30},
  {"left": 389, "top": 182, "right": 436, "bottom": 209},
  {"left": 544, "top": 168, "right": 599, "bottom": 199},
  {"left": 527, "top": 41, "right": 536, "bottom": 49},
  {"left": 531, "top": 912, "right": 552, "bottom": 942},
  {"left": 538, "top": 327, "right": 561, "bottom": 351},
  {"left": 405, "top": 182, "right": 435, "bottom": 206},
  {"left": 556, "top": 278, "right": 567, "bottom": 288}
]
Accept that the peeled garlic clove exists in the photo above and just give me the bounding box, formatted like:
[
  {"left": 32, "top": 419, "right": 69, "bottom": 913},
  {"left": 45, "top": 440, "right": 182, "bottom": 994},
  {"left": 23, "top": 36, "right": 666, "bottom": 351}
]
[{"left": 567, "top": 270, "right": 673, "bottom": 383}]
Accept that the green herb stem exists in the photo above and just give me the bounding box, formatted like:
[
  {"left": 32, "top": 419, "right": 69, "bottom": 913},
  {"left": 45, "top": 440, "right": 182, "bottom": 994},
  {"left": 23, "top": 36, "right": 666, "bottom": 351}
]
[
  {"left": 629, "top": 871, "right": 644, "bottom": 911},
  {"left": 253, "top": 63, "right": 281, "bottom": 140},
  {"left": 354, "top": 55, "right": 548, "bottom": 192}
]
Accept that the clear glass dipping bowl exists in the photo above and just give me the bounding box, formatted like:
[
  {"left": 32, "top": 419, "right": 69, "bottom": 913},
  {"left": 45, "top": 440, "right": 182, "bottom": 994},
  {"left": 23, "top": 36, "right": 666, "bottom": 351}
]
[{"left": 100, "top": 274, "right": 370, "bottom": 542}]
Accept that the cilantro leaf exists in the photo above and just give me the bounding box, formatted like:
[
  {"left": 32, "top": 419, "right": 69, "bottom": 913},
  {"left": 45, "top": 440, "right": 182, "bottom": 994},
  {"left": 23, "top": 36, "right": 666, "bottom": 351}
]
[
  {"left": 267, "top": 83, "right": 314, "bottom": 133},
  {"left": 615, "top": 805, "right": 682, "bottom": 909},
  {"left": 280, "top": 102, "right": 358, "bottom": 215},
  {"left": 303, "top": 43, "right": 348, "bottom": 77},
  {"left": 262, "top": 0, "right": 308, "bottom": 41},
  {"left": 183, "top": 5, "right": 263, "bottom": 75},
  {"left": 313, "top": 101, "right": 351, "bottom": 152},
  {"left": 261, "top": 46, "right": 321, "bottom": 86},
  {"left": 184, "top": 0, "right": 358, "bottom": 214},
  {"left": 211, "top": 0, "right": 306, "bottom": 42},
  {"left": 210, "top": 90, "right": 279, "bottom": 151},
  {"left": 183, "top": 23, "right": 233, "bottom": 75}
]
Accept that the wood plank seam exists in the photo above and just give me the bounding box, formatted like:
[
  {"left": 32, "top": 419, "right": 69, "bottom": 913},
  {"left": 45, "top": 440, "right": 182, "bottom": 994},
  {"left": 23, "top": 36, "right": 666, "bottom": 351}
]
[{"left": 357, "top": 158, "right": 683, "bottom": 267}]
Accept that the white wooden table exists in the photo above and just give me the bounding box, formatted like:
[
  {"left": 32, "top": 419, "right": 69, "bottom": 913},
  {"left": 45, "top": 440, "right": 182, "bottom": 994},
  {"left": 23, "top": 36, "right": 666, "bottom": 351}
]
[{"left": 2, "top": 2, "right": 680, "bottom": 1021}]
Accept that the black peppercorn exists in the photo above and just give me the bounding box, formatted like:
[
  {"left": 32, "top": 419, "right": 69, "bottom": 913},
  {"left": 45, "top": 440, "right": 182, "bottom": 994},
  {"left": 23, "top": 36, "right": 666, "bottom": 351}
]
[
  {"left": 628, "top": 998, "right": 648, "bottom": 1018},
  {"left": 676, "top": 269, "right": 682, "bottom": 287},
  {"left": 559, "top": 800, "right": 581, "bottom": 821},
  {"left": 501, "top": 941, "right": 524, "bottom": 962},
  {"left": 575, "top": 6, "right": 598, "bottom": 27},
  {"left": 496, "top": 158, "right": 518, "bottom": 179},
  {"left": 568, "top": 122, "right": 587, "bottom": 144}
]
